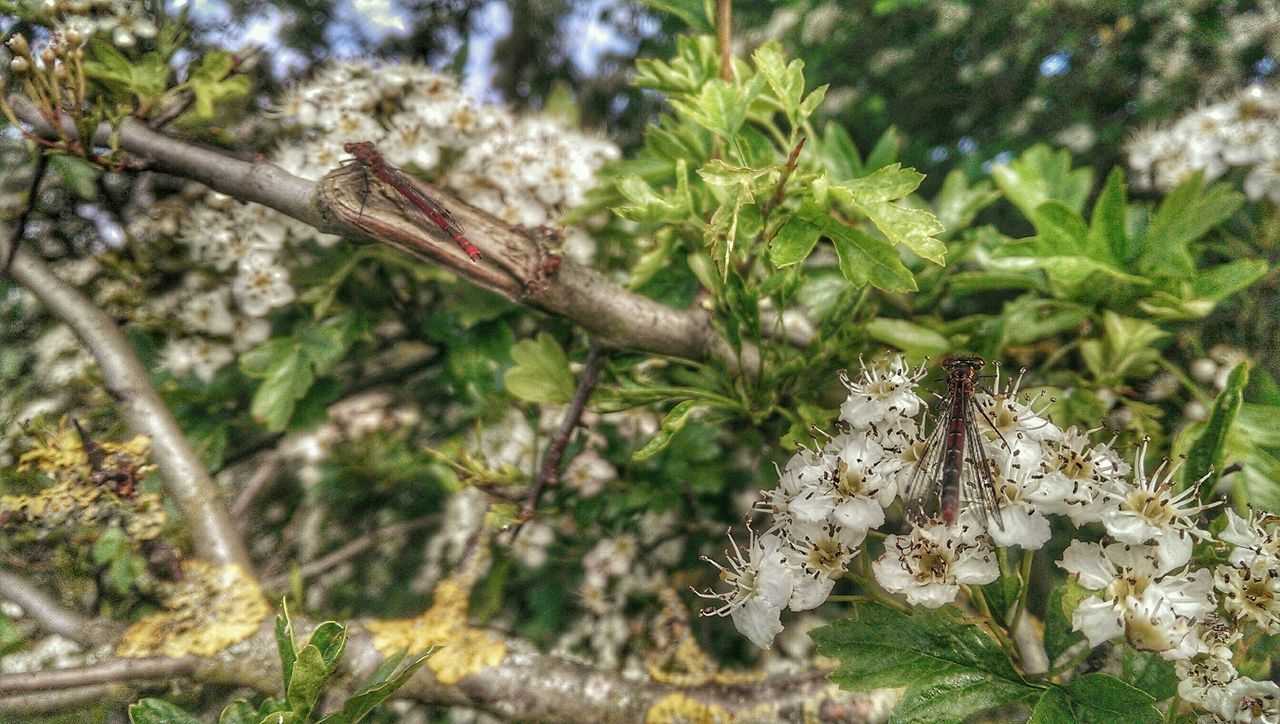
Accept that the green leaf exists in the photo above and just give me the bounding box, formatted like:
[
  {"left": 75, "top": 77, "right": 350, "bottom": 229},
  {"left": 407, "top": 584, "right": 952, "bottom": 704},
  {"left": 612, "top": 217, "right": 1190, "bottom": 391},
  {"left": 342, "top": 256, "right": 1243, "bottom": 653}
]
[
  {"left": 834, "top": 163, "right": 923, "bottom": 203},
  {"left": 129, "top": 698, "right": 202, "bottom": 724},
  {"left": 810, "top": 603, "right": 1037, "bottom": 722},
  {"left": 797, "top": 84, "right": 828, "bottom": 122},
  {"left": 818, "top": 121, "right": 863, "bottom": 180},
  {"left": 696, "top": 159, "right": 777, "bottom": 189},
  {"left": 307, "top": 621, "right": 347, "bottom": 672},
  {"left": 668, "top": 74, "right": 766, "bottom": 138},
  {"left": 326, "top": 649, "right": 432, "bottom": 723},
  {"left": 863, "top": 126, "right": 900, "bottom": 170},
  {"left": 633, "top": 400, "right": 702, "bottom": 461},
  {"left": 991, "top": 145, "right": 1093, "bottom": 218},
  {"left": 1078, "top": 312, "right": 1168, "bottom": 385},
  {"left": 1030, "top": 201, "right": 1088, "bottom": 257},
  {"left": 933, "top": 170, "right": 1001, "bottom": 239},
  {"left": 808, "top": 213, "right": 916, "bottom": 292},
  {"left": 217, "top": 700, "right": 259, "bottom": 724},
  {"left": 1055, "top": 673, "right": 1161, "bottom": 723},
  {"left": 865, "top": 318, "right": 950, "bottom": 357},
  {"left": 239, "top": 339, "right": 296, "bottom": 378},
  {"left": 1186, "top": 360, "right": 1248, "bottom": 499},
  {"left": 504, "top": 333, "right": 574, "bottom": 404},
  {"left": 47, "top": 153, "right": 101, "bottom": 201},
  {"left": 249, "top": 346, "right": 313, "bottom": 432},
  {"left": 84, "top": 40, "right": 168, "bottom": 104},
  {"left": 1086, "top": 167, "right": 1128, "bottom": 264},
  {"left": 631, "top": 35, "right": 719, "bottom": 94},
  {"left": 276, "top": 601, "right": 298, "bottom": 689},
  {"left": 752, "top": 42, "right": 805, "bottom": 120},
  {"left": 637, "top": 0, "right": 713, "bottom": 33},
  {"left": 1137, "top": 173, "right": 1243, "bottom": 278},
  {"left": 1192, "top": 259, "right": 1269, "bottom": 301},
  {"left": 286, "top": 644, "right": 331, "bottom": 719},
  {"left": 185, "top": 50, "right": 252, "bottom": 120},
  {"left": 769, "top": 216, "right": 821, "bottom": 266}
]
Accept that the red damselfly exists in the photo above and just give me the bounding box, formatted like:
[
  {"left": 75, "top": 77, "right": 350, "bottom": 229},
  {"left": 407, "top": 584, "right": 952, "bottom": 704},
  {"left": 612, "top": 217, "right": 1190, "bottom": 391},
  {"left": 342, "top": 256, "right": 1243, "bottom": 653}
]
[
  {"left": 341, "top": 141, "right": 482, "bottom": 262},
  {"left": 902, "top": 355, "right": 1006, "bottom": 530}
]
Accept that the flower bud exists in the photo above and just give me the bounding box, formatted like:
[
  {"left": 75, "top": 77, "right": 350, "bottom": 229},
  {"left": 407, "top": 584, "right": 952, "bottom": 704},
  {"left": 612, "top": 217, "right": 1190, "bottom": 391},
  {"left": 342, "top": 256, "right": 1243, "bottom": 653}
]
[
  {"left": 10, "top": 56, "right": 31, "bottom": 74},
  {"left": 7, "top": 34, "right": 30, "bottom": 57},
  {"left": 65, "top": 28, "right": 84, "bottom": 46},
  {"left": 40, "top": 47, "right": 56, "bottom": 66}
]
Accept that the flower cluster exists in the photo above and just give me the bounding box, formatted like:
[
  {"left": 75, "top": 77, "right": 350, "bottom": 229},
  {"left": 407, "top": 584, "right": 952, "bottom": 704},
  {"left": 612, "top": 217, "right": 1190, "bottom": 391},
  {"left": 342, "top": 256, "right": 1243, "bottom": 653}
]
[
  {"left": 700, "top": 356, "right": 1273, "bottom": 720},
  {"left": 1127, "top": 84, "right": 1280, "bottom": 201},
  {"left": 147, "top": 60, "right": 618, "bottom": 382}
]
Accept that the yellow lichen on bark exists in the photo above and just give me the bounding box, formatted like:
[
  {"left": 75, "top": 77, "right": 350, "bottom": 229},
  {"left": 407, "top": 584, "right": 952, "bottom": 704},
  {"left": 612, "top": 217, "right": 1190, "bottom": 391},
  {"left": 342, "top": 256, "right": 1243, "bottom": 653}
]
[
  {"left": 117, "top": 560, "right": 269, "bottom": 657},
  {"left": 645, "top": 693, "right": 731, "bottom": 724},
  {"left": 364, "top": 575, "right": 506, "bottom": 685}
]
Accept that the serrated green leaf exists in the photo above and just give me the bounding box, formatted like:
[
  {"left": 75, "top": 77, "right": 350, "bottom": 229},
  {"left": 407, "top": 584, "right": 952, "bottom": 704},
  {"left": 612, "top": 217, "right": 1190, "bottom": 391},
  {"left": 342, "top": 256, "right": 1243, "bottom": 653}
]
[
  {"left": 129, "top": 698, "right": 202, "bottom": 724},
  {"left": 1192, "top": 259, "right": 1268, "bottom": 301},
  {"left": 633, "top": 400, "right": 702, "bottom": 461},
  {"left": 1028, "top": 687, "right": 1075, "bottom": 724},
  {"left": 1186, "top": 361, "right": 1248, "bottom": 499},
  {"left": 1086, "top": 167, "right": 1128, "bottom": 264},
  {"left": 668, "top": 74, "right": 765, "bottom": 138},
  {"left": 696, "top": 158, "right": 777, "bottom": 188},
  {"left": 1057, "top": 673, "right": 1161, "bottom": 723},
  {"left": 798, "top": 84, "right": 828, "bottom": 121},
  {"left": 991, "top": 144, "right": 1093, "bottom": 218},
  {"left": 859, "top": 201, "right": 946, "bottom": 265},
  {"left": 84, "top": 41, "right": 168, "bottom": 103},
  {"left": 769, "top": 216, "right": 821, "bottom": 266},
  {"left": 504, "top": 333, "right": 574, "bottom": 404},
  {"left": 752, "top": 42, "right": 805, "bottom": 119},
  {"left": 1030, "top": 201, "right": 1088, "bottom": 257},
  {"left": 1138, "top": 173, "right": 1243, "bottom": 278},
  {"left": 217, "top": 700, "right": 259, "bottom": 724},
  {"left": 834, "top": 163, "right": 923, "bottom": 203},
  {"left": 807, "top": 213, "right": 916, "bottom": 292},
  {"left": 934, "top": 170, "right": 1001, "bottom": 239},
  {"left": 810, "top": 603, "right": 1037, "bottom": 722}
]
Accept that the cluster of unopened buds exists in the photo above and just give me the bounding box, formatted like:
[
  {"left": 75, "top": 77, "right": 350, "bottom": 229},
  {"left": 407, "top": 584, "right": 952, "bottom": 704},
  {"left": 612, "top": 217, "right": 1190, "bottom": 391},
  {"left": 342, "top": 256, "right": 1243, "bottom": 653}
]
[{"left": 699, "top": 355, "right": 1276, "bottom": 721}]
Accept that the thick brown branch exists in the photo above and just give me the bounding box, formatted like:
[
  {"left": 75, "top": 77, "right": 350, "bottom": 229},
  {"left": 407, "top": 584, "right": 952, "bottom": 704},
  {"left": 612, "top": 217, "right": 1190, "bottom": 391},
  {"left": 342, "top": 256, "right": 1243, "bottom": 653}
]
[
  {"left": 0, "top": 570, "right": 122, "bottom": 647},
  {"left": 0, "top": 232, "right": 253, "bottom": 572},
  {"left": 6, "top": 94, "right": 759, "bottom": 376},
  {"left": 0, "top": 655, "right": 199, "bottom": 695}
]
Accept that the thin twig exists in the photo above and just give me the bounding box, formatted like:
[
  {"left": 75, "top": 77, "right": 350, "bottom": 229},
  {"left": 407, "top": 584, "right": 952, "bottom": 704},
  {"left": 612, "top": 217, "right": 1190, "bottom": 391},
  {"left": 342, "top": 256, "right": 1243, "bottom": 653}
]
[
  {"left": 0, "top": 570, "right": 123, "bottom": 647},
  {"left": 0, "top": 655, "right": 200, "bottom": 695},
  {"left": 717, "top": 0, "right": 734, "bottom": 82},
  {"left": 264, "top": 515, "right": 437, "bottom": 589},
  {"left": 518, "top": 345, "right": 606, "bottom": 527},
  {"left": 231, "top": 451, "right": 281, "bottom": 518},
  {"left": 4, "top": 146, "right": 48, "bottom": 270}
]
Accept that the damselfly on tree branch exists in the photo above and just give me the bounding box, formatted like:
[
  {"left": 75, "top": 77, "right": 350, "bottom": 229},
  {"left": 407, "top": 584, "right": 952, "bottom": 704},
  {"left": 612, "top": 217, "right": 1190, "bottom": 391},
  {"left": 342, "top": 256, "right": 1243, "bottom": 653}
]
[{"left": 5, "top": 94, "right": 761, "bottom": 376}]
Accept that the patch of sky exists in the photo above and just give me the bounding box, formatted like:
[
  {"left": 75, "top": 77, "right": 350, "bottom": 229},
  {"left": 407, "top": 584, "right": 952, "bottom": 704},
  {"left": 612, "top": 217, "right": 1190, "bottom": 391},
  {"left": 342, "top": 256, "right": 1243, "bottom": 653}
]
[
  {"left": 1039, "top": 50, "right": 1071, "bottom": 77},
  {"left": 981, "top": 150, "right": 1014, "bottom": 174},
  {"left": 1256, "top": 56, "right": 1276, "bottom": 76}
]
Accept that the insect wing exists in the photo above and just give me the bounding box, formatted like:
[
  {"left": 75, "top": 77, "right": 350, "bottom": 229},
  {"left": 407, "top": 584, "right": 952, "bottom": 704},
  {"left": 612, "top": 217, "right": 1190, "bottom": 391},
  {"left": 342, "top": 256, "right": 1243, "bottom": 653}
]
[
  {"left": 958, "top": 390, "right": 1006, "bottom": 530},
  {"left": 901, "top": 410, "right": 948, "bottom": 524}
]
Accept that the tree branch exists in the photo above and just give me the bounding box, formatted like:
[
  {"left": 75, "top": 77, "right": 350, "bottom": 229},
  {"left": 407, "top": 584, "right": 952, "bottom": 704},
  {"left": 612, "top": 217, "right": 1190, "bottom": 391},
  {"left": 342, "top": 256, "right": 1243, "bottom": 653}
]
[
  {"left": 5, "top": 94, "right": 760, "bottom": 377},
  {"left": 0, "top": 229, "right": 254, "bottom": 572},
  {"left": 263, "top": 515, "right": 438, "bottom": 589},
  {"left": 0, "top": 570, "right": 122, "bottom": 647},
  {"left": 0, "top": 655, "right": 199, "bottom": 695},
  {"left": 519, "top": 345, "right": 605, "bottom": 526}
]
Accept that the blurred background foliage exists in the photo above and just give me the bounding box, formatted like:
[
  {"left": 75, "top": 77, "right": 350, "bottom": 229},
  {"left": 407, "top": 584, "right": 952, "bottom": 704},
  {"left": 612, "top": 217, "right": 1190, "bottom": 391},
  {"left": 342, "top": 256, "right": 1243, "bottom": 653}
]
[{"left": 1, "top": 0, "right": 1278, "bottom": 719}]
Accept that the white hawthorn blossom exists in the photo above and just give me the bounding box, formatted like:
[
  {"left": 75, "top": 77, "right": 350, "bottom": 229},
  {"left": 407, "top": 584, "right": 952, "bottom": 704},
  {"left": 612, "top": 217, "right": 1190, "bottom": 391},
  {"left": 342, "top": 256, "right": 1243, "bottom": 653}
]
[{"left": 872, "top": 519, "right": 998, "bottom": 607}]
